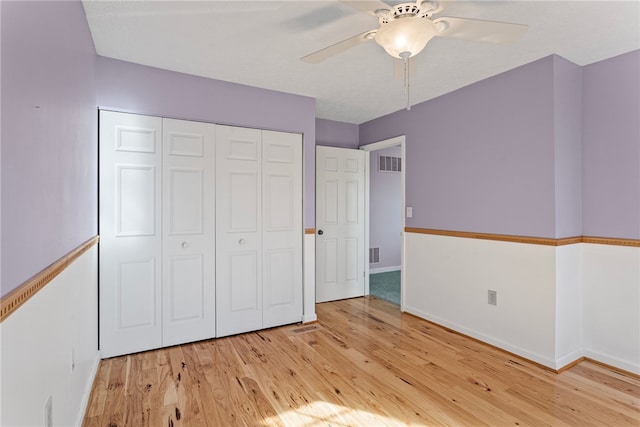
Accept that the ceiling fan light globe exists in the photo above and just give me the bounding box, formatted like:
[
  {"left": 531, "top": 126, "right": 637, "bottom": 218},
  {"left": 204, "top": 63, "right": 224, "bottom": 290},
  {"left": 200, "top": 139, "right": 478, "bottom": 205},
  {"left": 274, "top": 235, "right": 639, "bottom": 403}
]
[{"left": 374, "top": 16, "right": 436, "bottom": 59}]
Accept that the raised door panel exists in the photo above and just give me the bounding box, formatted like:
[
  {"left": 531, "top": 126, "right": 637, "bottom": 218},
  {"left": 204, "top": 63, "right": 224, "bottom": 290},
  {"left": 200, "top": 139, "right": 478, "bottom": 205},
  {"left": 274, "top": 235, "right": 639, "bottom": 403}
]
[
  {"left": 262, "top": 130, "right": 303, "bottom": 328},
  {"left": 343, "top": 178, "right": 362, "bottom": 285},
  {"left": 229, "top": 172, "right": 259, "bottom": 232},
  {"left": 322, "top": 238, "right": 339, "bottom": 285},
  {"left": 323, "top": 180, "right": 339, "bottom": 225},
  {"left": 117, "top": 257, "right": 156, "bottom": 329},
  {"left": 265, "top": 174, "right": 293, "bottom": 231},
  {"left": 99, "top": 111, "right": 162, "bottom": 358},
  {"left": 162, "top": 118, "right": 215, "bottom": 347},
  {"left": 167, "top": 168, "right": 204, "bottom": 235},
  {"left": 167, "top": 255, "right": 204, "bottom": 320},
  {"left": 229, "top": 251, "right": 259, "bottom": 311},
  {"left": 115, "top": 165, "right": 157, "bottom": 237},
  {"left": 216, "top": 125, "right": 263, "bottom": 337}
]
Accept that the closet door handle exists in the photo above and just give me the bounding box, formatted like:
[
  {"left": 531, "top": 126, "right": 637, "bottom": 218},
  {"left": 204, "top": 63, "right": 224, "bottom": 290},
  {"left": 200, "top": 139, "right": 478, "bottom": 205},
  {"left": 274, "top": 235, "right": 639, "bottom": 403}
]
[
  {"left": 181, "top": 241, "right": 189, "bottom": 249},
  {"left": 317, "top": 229, "right": 323, "bottom": 235},
  {"left": 239, "top": 238, "right": 246, "bottom": 245}
]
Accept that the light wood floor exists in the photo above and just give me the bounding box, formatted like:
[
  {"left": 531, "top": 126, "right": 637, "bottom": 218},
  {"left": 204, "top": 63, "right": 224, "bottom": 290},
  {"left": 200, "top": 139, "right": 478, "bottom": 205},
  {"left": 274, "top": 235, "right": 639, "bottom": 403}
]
[{"left": 83, "top": 296, "right": 640, "bottom": 426}]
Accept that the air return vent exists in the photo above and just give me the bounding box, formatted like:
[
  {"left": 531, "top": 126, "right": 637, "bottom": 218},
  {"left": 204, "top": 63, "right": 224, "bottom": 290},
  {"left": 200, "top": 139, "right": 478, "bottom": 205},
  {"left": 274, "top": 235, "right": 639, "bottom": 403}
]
[
  {"left": 369, "top": 247, "right": 380, "bottom": 263},
  {"left": 379, "top": 155, "right": 402, "bottom": 172}
]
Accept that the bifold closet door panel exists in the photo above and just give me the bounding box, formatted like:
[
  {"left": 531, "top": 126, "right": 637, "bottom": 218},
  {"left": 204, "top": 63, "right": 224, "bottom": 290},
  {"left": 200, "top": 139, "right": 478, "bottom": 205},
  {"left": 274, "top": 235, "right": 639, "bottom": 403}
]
[
  {"left": 161, "top": 118, "right": 216, "bottom": 347},
  {"left": 99, "top": 111, "right": 163, "bottom": 358},
  {"left": 262, "top": 130, "right": 303, "bottom": 328},
  {"left": 215, "top": 125, "right": 263, "bottom": 337}
]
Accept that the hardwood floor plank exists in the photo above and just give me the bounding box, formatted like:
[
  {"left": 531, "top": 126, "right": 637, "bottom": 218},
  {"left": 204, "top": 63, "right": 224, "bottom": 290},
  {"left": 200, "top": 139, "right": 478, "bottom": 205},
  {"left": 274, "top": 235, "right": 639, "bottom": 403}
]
[
  {"left": 140, "top": 350, "right": 164, "bottom": 427},
  {"left": 181, "top": 343, "right": 224, "bottom": 427},
  {"left": 563, "top": 364, "right": 640, "bottom": 415},
  {"left": 308, "top": 318, "right": 481, "bottom": 425},
  {"left": 84, "top": 297, "right": 640, "bottom": 426},
  {"left": 84, "top": 356, "right": 112, "bottom": 419}
]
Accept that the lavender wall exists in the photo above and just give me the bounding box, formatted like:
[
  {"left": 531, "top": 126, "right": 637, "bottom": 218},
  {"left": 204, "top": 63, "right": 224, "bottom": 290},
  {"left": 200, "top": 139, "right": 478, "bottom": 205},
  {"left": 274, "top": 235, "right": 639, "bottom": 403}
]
[
  {"left": 370, "top": 145, "right": 402, "bottom": 269},
  {"left": 553, "top": 56, "right": 583, "bottom": 238},
  {"left": 360, "top": 56, "right": 558, "bottom": 238},
  {"left": 1, "top": 0, "right": 97, "bottom": 296},
  {"left": 97, "top": 57, "right": 316, "bottom": 227},
  {"left": 582, "top": 50, "right": 640, "bottom": 239},
  {"left": 316, "top": 118, "right": 359, "bottom": 148}
]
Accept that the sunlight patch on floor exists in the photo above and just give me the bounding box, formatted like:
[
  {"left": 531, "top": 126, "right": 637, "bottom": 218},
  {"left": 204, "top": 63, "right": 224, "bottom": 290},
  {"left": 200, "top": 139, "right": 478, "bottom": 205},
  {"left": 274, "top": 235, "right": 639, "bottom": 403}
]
[{"left": 262, "top": 400, "right": 428, "bottom": 426}]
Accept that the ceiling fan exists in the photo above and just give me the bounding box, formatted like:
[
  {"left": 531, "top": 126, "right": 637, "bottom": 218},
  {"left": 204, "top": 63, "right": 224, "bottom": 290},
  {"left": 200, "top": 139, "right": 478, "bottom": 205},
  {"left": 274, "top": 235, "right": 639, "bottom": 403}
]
[
  {"left": 301, "top": 1, "right": 527, "bottom": 109},
  {"left": 302, "top": 0, "right": 528, "bottom": 64}
]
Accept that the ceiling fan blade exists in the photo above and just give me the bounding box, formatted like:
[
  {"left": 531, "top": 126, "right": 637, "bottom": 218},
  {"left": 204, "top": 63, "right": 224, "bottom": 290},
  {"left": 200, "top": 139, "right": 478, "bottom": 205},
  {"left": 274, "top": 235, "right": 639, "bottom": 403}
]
[
  {"left": 433, "top": 17, "right": 527, "bottom": 45},
  {"left": 418, "top": 1, "right": 444, "bottom": 16},
  {"left": 341, "top": 1, "right": 392, "bottom": 17},
  {"left": 302, "top": 30, "right": 376, "bottom": 64},
  {"left": 86, "top": 2, "right": 283, "bottom": 18}
]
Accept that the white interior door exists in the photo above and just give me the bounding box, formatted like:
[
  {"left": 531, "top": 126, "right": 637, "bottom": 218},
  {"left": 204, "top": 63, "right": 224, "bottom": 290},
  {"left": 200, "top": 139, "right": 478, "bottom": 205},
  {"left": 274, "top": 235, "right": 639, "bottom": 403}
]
[
  {"left": 99, "top": 111, "right": 163, "bottom": 358},
  {"left": 315, "top": 146, "right": 366, "bottom": 302},
  {"left": 216, "top": 125, "right": 263, "bottom": 337},
  {"left": 161, "top": 118, "right": 216, "bottom": 347},
  {"left": 262, "top": 130, "right": 303, "bottom": 328}
]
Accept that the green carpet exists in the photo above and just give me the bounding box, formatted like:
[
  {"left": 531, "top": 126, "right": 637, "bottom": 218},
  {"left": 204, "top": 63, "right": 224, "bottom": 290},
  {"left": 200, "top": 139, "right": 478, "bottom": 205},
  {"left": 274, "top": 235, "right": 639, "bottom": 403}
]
[{"left": 370, "top": 270, "right": 401, "bottom": 305}]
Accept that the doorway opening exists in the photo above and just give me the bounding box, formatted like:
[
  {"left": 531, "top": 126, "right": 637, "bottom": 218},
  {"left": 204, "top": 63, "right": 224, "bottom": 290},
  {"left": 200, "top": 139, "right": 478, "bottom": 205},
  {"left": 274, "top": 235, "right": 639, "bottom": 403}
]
[{"left": 361, "top": 136, "right": 406, "bottom": 309}]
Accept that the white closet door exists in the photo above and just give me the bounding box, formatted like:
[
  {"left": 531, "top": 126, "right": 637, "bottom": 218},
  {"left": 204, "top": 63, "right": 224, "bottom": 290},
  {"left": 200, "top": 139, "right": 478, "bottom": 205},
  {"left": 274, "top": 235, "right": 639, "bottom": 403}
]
[
  {"left": 262, "top": 130, "right": 303, "bottom": 328},
  {"left": 99, "top": 111, "right": 163, "bottom": 358},
  {"left": 162, "top": 118, "right": 216, "bottom": 347},
  {"left": 216, "top": 125, "right": 263, "bottom": 337}
]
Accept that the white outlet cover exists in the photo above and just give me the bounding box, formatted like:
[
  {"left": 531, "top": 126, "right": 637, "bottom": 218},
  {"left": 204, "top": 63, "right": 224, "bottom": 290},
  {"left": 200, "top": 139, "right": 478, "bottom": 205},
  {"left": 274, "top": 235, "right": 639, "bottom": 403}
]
[{"left": 488, "top": 290, "right": 497, "bottom": 306}]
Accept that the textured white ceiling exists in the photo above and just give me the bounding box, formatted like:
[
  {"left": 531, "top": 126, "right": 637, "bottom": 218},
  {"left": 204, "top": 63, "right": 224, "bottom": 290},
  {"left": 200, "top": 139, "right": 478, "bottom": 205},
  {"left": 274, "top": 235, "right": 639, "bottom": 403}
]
[{"left": 82, "top": 0, "right": 640, "bottom": 124}]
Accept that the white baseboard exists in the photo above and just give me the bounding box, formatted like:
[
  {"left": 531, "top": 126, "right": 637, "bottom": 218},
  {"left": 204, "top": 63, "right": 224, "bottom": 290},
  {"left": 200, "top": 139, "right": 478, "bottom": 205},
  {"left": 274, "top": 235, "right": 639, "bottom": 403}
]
[
  {"left": 370, "top": 265, "right": 401, "bottom": 274},
  {"left": 555, "top": 349, "right": 584, "bottom": 371},
  {"left": 302, "top": 313, "right": 318, "bottom": 323},
  {"left": 403, "top": 304, "right": 557, "bottom": 369},
  {"left": 584, "top": 349, "right": 640, "bottom": 375},
  {"left": 75, "top": 352, "right": 101, "bottom": 427}
]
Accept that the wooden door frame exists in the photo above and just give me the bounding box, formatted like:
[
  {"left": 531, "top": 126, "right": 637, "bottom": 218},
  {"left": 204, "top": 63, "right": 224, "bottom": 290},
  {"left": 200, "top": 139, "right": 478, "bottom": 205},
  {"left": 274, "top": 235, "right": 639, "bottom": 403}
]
[{"left": 359, "top": 135, "right": 406, "bottom": 310}]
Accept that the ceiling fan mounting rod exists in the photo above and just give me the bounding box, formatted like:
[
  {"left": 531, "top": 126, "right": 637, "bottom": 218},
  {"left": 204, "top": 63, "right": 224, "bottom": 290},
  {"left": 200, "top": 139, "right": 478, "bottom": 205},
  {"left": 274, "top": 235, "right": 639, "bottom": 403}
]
[{"left": 399, "top": 51, "right": 411, "bottom": 110}]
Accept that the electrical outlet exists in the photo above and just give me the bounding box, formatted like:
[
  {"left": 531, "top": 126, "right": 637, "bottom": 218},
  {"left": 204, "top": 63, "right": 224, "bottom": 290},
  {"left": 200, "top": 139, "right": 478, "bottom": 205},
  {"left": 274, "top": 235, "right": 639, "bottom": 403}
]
[
  {"left": 488, "top": 290, "right": 497, "bottom": 306},
  {"left": 44, "top": 396, "right": 53, "bottom": 427}
]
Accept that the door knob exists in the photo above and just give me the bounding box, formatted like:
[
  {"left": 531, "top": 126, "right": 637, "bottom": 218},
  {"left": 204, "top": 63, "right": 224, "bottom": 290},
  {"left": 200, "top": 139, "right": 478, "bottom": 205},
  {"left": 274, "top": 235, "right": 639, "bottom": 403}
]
[
  {"left": 317, "top": 229, "right": 323, "bottom": 235},
  {"left": 181, "top": 241, "right": 189, "bottom": 249},
  {"left": 239, "top": 238, "right": 246, "bottom": 245}
]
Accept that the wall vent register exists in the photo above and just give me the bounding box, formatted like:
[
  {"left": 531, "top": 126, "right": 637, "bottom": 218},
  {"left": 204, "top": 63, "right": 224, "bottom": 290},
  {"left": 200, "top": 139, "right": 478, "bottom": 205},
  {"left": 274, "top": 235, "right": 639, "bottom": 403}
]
[
  {"left": 379, "top": 155, "right": 402, "bottom": 172},
  {"left": 369, "top": 247, "right": 380, "bottom": 264}
]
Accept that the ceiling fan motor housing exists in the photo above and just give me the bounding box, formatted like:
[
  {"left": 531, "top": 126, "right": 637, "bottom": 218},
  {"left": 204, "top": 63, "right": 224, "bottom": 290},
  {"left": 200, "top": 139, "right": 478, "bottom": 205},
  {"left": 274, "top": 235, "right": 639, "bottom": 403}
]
[
  {"left": 375, "top": 13, "right": 437, "bottom": 58},
  {"left": 379, "top": 1, "right": 439, "bottom": 24}
]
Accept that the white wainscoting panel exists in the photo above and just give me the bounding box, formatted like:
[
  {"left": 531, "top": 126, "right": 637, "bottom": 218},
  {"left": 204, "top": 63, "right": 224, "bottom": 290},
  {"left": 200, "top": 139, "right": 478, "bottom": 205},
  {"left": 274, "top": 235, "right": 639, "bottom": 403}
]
[
  {"left": 555, "top": 244, "right": 583, "bottom": 368},
  {"left": 582, "top": 243, "right": 640, "bottom": 374},
  {"left": 303, "top": 233, "right": 317, "bottom": 323},
  {"left": 405, "top": 232, "right": 640, "bottom": 373},
  {"left": 0, "top": 246, "right": 99, "bottom": 427},
  {"left": 404, "top": 232, "right": 557, "bottom": 367}
]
